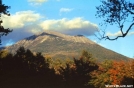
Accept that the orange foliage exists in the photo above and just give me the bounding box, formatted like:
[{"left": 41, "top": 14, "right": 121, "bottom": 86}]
[
  {"left": 90, "top": 59, "right": 134, "bottom": 87},
  {"left": 108, "top": 60, "right": 134, "bottom": 85}
]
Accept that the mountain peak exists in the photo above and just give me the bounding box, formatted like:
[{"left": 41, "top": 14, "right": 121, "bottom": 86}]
[
  {"left": 24, "top": 31, "right": 95, "bottom": 44},
  {"left": 3, "top": 30, "right": 129, "bottom": 61}
]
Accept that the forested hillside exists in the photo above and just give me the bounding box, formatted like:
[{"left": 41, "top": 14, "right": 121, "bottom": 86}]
[{"left": 0, "top": 47, "right": 133, "bottom": 88}]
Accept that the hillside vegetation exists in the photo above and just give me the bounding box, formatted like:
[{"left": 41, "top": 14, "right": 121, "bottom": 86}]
[{"left": 0, "top": 47, "right": 133, "bottom": 88}]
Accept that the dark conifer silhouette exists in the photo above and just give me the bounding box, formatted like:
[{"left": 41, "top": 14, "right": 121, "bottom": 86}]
[
  {"left": 60, "top": 51, "right": 99, "bottom": 88},
  {"left": 0, "top": 0, "right": 12, "bottom": 44},
  {"left": 0, "top": 47, "right": 62, "bottom": 88}
]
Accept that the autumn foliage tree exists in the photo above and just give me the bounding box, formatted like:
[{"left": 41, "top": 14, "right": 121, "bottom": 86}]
[
  {"left": 108, "top": 61, "right": 126, "bottom": 85},
  {"left": 89, "top": 59, "right": 134, "bottom": 88},
  {"left": 89, "top": 60, "right": 113, "bottom": 88},
  {"left": 107, "top": 60, "right": 134, "bottom": 85}
]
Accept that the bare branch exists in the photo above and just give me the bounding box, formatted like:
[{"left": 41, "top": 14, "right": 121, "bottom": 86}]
[
  {"left": 102, "top": 22, "right": 134, "bottom": 40},
  {"left": 95, "top": 0, "right": 134, "bottom": 40}
]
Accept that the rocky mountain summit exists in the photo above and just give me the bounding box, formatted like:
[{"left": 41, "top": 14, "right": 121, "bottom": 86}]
[
  {"left": 20, "top": 31, "right": 95, "bottom": 45},
  {"left": 3, "top": 31, "right": 129, "bottom": 60}
]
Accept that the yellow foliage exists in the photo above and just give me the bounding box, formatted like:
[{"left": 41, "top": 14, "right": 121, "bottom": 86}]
[{"left": 0, "top": 50, "right": 9, "bottom": 59}]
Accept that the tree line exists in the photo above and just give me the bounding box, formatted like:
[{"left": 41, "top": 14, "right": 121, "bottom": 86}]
[{"left": 0, "top": 47, "right": 133, "bottom": 88}]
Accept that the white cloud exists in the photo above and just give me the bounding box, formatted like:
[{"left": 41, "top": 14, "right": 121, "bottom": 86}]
[
  {"left": 60, "top": 8, "right": 74, "bottom": 13},
  {"left": 128, "top": 31, "right": 134, "bottom": 36},
  {"left": 1, "top": 11, "right": 41, "bottom": 29},
  {"left": 1, "top": 11, "right": 98, "bottom": 46},
  {"left": 106, "top": 31, "right": 134, "bottom": 37},
  {"left": 106, "top": 31, "right": 122, "bottom": 37},
  {"left": 28, "top": 0, "right": 48, "bottom": 5},
  {"left": 39, "top": 17, "right": 98, "bottom": 35},
  {"left": 1, "top": 11, "right": 98, "bottom": 37}
]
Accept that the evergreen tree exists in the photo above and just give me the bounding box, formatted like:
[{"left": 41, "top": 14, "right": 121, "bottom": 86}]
[
  {"left": 0, "top": 0, "right": 12, "bottom": 44},
  {"left": 60, "top": 51, "right": 99, "bottom": 88}
]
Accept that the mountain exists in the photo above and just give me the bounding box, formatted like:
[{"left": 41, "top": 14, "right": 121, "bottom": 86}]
[{"left": 3, "top": 31, "right": 130, "bottom": 61}]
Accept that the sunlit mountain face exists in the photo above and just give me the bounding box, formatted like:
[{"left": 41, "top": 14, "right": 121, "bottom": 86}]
[{"left": 2, "top": 31, "right": 130, "bottom": 61}]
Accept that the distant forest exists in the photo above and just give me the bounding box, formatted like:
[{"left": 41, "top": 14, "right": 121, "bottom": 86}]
[{"left": 0, "top": 47, "right": 133, "bottom": 88}]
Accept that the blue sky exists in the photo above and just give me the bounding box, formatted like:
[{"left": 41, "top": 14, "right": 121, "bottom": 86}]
[{"left": 1, "top": 0, "right": 134, "bottom": 58}]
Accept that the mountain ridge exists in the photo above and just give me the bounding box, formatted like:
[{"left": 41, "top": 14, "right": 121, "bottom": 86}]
[
  {"left": 24, "top": 31, "right": 95, "bottom": 44},
  {"left": 2, "top": 31, "right": 130, "bottom": 61}
]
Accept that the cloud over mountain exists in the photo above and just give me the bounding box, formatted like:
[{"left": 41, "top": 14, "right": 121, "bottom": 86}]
[
  {"left": 1, "top": 10, "right": 98, "bottom": 46},
  {"left": 2, "top": 11, "right": 98, "bottom": 36},
  {"left": 39, "top": 17, "right": 98, "bottom": 35}
]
